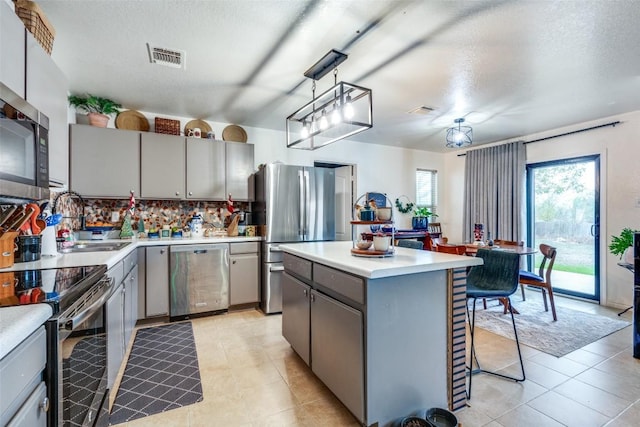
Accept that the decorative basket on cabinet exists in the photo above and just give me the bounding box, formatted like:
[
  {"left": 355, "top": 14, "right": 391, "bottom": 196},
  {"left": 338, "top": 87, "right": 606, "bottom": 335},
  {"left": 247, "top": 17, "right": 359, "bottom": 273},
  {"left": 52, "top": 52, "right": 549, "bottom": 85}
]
[{"left": 14, "top": 0, "right": 55, "bottom": 54}]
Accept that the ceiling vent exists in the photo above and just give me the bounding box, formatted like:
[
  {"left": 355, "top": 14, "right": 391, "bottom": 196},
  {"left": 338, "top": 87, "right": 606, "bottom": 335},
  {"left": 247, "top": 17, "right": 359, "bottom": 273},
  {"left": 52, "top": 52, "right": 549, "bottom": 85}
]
[
  {"left": 146, "top": 43, "right": 186, "bottom": 69},
  {"left": 408, "top": 106, "right": 436, "bottom": 115}
]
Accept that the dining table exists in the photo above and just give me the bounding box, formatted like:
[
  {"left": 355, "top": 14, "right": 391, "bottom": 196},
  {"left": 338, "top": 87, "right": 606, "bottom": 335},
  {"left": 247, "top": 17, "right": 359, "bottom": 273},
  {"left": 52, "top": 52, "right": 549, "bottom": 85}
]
[{"left": 463, "top": 243, "right": 538, "bottom": 256}]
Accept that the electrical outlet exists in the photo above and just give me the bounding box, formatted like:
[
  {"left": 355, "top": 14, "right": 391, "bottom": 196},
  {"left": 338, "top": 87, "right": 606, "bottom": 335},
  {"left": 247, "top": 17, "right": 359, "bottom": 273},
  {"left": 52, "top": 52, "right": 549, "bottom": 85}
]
[{"left": 111, "top": 211, "right": 120, "bottom": 222}]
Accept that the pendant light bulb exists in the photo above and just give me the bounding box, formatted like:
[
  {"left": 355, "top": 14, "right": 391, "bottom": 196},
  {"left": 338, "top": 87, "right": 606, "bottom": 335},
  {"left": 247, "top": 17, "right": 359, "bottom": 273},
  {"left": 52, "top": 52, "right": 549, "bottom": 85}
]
[
  {"left": 319, "top": 109, "right": 329, "bottom": 130},
  {"left": 344, "top": 94, "right": 354, "bottom": 119},
  {"left": 331, "top": 103, "right": 342, "bottom": 125},
  {"left": 300, "top": 121, "right": 309, "bottom": 139}
]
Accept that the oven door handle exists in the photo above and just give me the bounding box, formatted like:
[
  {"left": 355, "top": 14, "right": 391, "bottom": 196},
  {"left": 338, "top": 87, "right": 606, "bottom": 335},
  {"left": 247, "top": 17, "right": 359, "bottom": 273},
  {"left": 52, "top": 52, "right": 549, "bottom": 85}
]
[{"left": 60, "top": 277, "right": 113, "bottom": 330}]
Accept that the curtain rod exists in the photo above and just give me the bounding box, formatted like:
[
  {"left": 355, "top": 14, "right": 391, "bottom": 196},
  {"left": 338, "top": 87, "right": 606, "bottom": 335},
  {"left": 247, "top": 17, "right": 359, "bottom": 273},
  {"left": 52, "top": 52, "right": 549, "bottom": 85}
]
[{"left": 456, "top": 120, "right": 621, "bottom": 157}]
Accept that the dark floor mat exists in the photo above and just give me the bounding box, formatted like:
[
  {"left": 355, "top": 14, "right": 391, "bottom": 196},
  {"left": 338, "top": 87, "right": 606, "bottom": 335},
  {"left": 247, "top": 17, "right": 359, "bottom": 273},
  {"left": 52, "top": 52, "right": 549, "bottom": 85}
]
[{"left": 109, "top": 322, "right": 203, "bottom": 425}]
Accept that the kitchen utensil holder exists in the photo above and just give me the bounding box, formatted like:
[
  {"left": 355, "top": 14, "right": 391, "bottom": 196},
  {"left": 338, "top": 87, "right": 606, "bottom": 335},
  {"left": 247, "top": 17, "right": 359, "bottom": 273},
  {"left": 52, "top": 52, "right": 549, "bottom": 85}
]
[{"left": 15, "top": 235, "right": 42, "bottom": 263}]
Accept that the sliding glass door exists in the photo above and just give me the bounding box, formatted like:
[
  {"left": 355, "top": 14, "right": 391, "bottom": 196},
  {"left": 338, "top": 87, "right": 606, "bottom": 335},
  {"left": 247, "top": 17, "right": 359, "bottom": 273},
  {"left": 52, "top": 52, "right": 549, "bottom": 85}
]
[{"left": 526, "top": 155, "right": 600, "bottom": 301}]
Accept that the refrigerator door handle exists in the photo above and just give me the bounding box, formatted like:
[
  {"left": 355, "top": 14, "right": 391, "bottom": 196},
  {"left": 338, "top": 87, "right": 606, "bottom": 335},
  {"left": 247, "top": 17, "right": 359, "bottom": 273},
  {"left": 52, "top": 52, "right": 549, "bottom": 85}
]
[
  {"left": 298, "top": 170, "right": 305, "bottom": 236},
  {"left": 269, "top": 265, "right": 285, "bottom": 272},
  {"left": 304, "top": 169, "right": 310, "bottom": 238}
]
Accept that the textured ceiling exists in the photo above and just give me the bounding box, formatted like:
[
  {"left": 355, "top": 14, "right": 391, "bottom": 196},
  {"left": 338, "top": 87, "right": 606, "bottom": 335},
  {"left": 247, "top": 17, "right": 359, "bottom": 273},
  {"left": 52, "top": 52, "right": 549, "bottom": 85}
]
[{"left": 38, "top": 0, "right": 640, "bottom": 152}]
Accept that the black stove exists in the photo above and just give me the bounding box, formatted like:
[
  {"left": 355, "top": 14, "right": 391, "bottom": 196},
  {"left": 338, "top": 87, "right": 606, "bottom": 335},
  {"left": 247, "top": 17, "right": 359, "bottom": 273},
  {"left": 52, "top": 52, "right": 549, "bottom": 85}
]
[{"left": 0, "top": 265, "right": 107, "bottom": 315}]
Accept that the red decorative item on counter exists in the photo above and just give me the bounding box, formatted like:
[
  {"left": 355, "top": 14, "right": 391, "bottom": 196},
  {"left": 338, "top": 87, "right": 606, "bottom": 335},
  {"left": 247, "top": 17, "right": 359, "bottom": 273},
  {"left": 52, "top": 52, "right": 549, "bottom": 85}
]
[
  {"left": 227, "top": 194, "right": 234, "bottom": 213},
  {"left": 128, "top": 191, "right": 135, "bottom": 216}
]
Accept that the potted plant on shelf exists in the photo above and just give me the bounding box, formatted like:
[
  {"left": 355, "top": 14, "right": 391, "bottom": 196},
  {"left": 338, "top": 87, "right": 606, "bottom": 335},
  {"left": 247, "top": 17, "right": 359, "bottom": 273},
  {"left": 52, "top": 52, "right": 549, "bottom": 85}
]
[
  {"left": 609, "top": 227, "right": 639, "bottom": 264},
  {"left": 68, "top": 94, "right": 122, "bottom": 127},
  {"left": 411, "top": 206, "right": 438, "bottom": 230}
]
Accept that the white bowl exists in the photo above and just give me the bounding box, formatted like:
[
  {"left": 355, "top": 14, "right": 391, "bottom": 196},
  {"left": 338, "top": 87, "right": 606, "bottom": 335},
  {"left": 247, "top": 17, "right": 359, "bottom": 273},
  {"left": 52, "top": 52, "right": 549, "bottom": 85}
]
[
  {"left": 356, "top": 240, "right": 373, "bottom": 250},
  {"left": 376, "top": 207, "right": 392, "bottom": 221},
  {"left": 373, "top": 235, "right": 391, "bottom": 252}
]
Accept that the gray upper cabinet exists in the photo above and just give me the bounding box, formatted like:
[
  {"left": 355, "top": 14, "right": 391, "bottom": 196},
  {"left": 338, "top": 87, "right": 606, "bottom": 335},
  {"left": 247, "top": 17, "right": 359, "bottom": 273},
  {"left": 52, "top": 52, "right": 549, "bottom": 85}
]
[
  {"left": 141, "top": 133, "right": 185, "bottom": 199},
  {"left": 70, "top": 125, "right": 140, "bottom": 197},
  {"left": 226, "top": 142, "right": 254, "bottom": 201},
  {"left": 25, "top": 34, "right": 69, "bottom": 187},
  {"left": 186, "top": 137, "right": 225, "bottom": 200},
  {"left": 69, "top": 127, "right": 254, "bottom": 200},
  {"left": 0, "top": 1, "right": 26, "bottom": 98}
]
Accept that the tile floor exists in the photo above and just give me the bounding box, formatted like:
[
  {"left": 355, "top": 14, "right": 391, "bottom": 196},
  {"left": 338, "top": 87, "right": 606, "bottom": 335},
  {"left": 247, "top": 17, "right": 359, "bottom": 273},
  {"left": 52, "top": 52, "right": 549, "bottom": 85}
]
[{"left": 112, "top": 292, "right": 640, "bottom": 427}]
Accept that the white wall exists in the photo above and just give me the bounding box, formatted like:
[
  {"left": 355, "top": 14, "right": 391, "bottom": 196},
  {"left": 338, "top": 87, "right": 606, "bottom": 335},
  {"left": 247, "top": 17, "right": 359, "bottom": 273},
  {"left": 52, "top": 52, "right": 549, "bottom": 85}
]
[
  {"left": 442, "top": 110, "right": 640, "bottom": 309},
  {"left": 105, "top": 110, "right": 447, "bottom": 230}
]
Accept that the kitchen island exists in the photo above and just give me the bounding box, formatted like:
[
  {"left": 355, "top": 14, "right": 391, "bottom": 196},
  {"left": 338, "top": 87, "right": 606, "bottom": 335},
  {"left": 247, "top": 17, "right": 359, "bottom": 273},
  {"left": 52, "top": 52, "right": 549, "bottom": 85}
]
[{"left": 279, "top": 241, "right": 482, "bottom": 427}]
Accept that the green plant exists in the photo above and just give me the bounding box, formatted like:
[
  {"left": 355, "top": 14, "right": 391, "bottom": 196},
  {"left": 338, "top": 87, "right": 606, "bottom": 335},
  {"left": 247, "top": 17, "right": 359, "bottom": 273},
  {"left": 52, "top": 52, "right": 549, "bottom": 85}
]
[
  {"left": 609, "top": 227, "right": 640, "bottom": 258},
  {"left": 68, "top": 94, "right": 121, "bottom": 116},
  {"left": 412, "top": 206, "right": 438, "bottom": 218}
]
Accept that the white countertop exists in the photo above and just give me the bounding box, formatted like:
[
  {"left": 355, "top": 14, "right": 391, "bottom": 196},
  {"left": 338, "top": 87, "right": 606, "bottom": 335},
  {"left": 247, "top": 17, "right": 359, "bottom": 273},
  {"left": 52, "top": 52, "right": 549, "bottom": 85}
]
[
  {"left": 0, "top": 304, "right": 52, "bottom": 360},
  {"left": 279, "top": 241, "right": 483, "bottom": 279},
  {"left": 3, "top": 235, "right": 262, "bottom": 272},
  {"left": 0, "top": 235, "right": 261, "bottom": 358}
]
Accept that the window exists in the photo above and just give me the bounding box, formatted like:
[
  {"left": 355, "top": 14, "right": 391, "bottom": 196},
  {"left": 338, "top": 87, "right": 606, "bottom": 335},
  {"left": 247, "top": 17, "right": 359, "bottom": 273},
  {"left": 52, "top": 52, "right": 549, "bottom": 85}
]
[{"left": 416, "top": 169, "right": 437, "bottom": 213}]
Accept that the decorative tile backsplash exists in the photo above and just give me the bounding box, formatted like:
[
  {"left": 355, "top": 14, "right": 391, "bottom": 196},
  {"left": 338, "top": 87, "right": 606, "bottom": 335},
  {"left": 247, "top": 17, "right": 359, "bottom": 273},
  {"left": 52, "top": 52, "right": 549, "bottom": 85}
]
[{"left": 52, "top": 193, "right": 250, "bottom": 232}]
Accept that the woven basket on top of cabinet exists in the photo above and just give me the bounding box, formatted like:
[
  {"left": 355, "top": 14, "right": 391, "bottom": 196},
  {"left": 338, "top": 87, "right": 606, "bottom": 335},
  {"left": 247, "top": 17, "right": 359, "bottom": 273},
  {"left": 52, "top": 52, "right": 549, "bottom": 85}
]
[
  {"left": 154, "top": 117, "right": 181, "bottom": 135},
  {"left": 14, "top": 0, "right": 55, "bottom": 55}
]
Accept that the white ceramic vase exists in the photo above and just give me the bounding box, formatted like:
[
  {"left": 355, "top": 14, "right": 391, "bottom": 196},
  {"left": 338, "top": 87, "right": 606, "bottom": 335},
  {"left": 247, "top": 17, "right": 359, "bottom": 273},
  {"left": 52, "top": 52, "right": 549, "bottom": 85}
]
[{"left": 373, "top": 236, "right": 391, "bottom": 252}]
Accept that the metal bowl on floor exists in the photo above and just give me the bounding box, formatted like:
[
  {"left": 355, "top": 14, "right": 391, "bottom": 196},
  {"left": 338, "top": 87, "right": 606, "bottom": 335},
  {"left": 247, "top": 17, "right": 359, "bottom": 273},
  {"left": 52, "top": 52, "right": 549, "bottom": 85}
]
[
  {"left": 425, "top": 408, "right": 458, "bottom": 427},
  {"left": 400, "top": 416, "right": 434, "bottom": 427}
]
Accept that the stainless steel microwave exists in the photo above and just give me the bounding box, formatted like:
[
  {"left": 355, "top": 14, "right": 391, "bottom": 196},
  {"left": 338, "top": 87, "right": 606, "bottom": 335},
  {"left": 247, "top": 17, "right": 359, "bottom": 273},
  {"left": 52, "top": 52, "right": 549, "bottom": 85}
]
[{"left": 0, "top": 82, "right": 50, "bottom": 203}]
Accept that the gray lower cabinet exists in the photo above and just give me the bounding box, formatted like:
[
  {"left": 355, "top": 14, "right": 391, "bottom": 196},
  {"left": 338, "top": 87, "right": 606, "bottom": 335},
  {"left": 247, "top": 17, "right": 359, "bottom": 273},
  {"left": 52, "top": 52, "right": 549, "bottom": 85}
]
[
  {"left": 141, "top": 133, "right": 185, "bottom": 199},
  {"left": 5, "top": 382, "right": 47, "bottom": 427},
  {"left": 229, "top": 242, "right": 260, "bottom": 305},
  {"left": 145, "top": 246, "right": 169, "bottom": 317},
  {"left": 310, "top": 290, "right": 364, "bottom": 422},
  {"left": 123, "top": 264, "right": 138, "bottom": 347},
  {"left": 106, "top": 251, "right": 138, "bottom": 389},
  {"left": 70, "top": 125, "right": 140, "bottom": 197},
  {"left": 0, "top": 327, "right": 47, "bottom": 427},
  {"left": 281, "top": 272, "right": 310, "bottom": 364},
  {"left": 106, "top": 283, "right": 125, "bottom": 389},
  {"left": 281, "top": 261, "right": 365, "bottom": 423}
]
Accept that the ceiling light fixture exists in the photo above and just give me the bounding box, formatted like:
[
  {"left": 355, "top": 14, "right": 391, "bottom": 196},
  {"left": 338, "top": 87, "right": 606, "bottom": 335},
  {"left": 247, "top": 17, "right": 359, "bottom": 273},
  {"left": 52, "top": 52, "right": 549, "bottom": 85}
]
[
  {"left": 286, "top": 49, "right": 373, "bottom": 150},
  {"left": 446, "top": 118, "right": 473, "bottom": 148}
]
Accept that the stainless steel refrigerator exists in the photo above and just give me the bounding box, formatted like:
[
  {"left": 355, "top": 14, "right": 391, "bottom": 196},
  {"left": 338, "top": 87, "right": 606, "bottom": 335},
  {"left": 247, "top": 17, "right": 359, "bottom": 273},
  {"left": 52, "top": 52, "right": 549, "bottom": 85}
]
[{"left": 254, "top": 163, "right": 335, "bottom": 313}]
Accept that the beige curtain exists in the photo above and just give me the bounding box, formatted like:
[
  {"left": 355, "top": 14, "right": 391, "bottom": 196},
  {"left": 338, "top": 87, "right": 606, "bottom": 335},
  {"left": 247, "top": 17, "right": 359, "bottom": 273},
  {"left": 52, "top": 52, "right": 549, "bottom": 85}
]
[{"left": 463, "top": 141, "right": 526, "bottom": 243}]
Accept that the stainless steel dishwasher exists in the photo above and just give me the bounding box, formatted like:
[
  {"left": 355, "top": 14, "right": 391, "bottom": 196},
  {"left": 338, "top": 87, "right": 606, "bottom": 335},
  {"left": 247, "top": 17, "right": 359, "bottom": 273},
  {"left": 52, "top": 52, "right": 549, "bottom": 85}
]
[{"left": 169, "top": 243, "right": 229, "bottom": 320}]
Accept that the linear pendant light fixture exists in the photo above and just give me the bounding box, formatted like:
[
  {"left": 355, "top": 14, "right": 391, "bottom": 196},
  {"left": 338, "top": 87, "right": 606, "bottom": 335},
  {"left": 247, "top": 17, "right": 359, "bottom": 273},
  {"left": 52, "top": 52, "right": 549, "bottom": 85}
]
[{"left": 286, "top": 50, "right": 373, "bottom": 150}]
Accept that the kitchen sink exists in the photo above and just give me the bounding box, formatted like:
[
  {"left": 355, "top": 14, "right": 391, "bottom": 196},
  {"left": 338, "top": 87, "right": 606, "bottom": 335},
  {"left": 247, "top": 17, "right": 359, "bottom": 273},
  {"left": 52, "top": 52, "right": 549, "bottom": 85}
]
[{"left": 59, "top": 241, "right": 132, "bottom": 253}]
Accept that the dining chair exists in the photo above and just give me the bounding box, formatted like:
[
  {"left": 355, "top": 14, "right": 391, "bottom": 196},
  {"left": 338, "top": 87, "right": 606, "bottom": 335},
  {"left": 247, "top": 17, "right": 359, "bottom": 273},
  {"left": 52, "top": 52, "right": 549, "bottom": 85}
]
[
  {"left": 421, "top": 232, "right": 434, "bottom": 251},
  {"left": 396, "top": 239, "right": 424, "bottom": 250},
  {"left": 466, "top": 248, "right": 525, "bottom": 398},
  {"left": 434, "top": 243, "right": 467, "bottom": 255},
  {"left": 519, "top": 243, "right": 558, "bottom": 321}
]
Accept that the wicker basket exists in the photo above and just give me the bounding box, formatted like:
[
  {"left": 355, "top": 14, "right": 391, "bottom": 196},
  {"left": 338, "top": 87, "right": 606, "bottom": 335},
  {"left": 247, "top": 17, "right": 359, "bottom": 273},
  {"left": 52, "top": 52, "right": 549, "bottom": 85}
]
[
  {"left": 14, "top": 0, "right": 55, "bottom": 55},
  {"left": 154, "top": 117, "right": 181, "bottom": 135}
]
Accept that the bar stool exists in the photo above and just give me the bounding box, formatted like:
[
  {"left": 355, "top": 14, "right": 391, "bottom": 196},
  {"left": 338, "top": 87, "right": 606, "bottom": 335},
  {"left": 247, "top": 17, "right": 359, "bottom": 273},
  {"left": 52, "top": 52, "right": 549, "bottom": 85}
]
[{"left": 466, "top": 248, "right": 525, "bottom": 398}]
